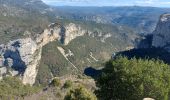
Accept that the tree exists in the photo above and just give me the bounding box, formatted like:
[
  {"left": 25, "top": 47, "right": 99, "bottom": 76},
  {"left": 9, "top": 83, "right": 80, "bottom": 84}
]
[
  {"left": 64, "top": 85, "right": 97, "bottom": 100},
  {"left": 95, "top": 56, "right": 170, "bottom": 100}
]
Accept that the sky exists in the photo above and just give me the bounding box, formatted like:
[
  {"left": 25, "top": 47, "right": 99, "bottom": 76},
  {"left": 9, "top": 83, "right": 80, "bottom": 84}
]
[{"left": 42, "top": 0, "right": 170, "bottom": 7}]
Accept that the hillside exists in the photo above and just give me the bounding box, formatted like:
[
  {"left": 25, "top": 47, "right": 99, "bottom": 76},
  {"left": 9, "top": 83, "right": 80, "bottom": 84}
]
[
  {"left": 0, "top": 0, "right": 55, "bottom": 43},
  {"left": 36, "top": 20, "right": 140, "bottom": 85}
]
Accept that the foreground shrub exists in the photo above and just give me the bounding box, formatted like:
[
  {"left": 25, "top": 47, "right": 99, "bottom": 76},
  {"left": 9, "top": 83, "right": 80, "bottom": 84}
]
[
  {"left": 0, "top": 77, "right": 40, "bottom": 99},
  {"left": 64, "top": 85, "right": 97, "bottom": 100},
  {"left": 50, "top": 78, "right": 61, "bottom": 87},
  {"left": 63, "top": 80, "right": 73, "bottom": 89},
  {"left": 95, "top": 56, "right": 170, "bottom": 100}
]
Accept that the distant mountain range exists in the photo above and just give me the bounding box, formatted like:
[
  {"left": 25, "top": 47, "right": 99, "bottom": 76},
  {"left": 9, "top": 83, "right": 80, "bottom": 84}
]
[{"left": 55, "top": 6, "right": 170, "bottom": 34}]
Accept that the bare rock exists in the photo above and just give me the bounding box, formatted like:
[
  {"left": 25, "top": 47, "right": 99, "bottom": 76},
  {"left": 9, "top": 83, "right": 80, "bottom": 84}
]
[
  {"left": 152, "top": 14, "right": 170, "bottom": 51},
  {"left": 0, "top": 22, "right": 87, "bottom": 85},
  {"left": 64, "top": 23, "right": 86, "bottom": 45}
]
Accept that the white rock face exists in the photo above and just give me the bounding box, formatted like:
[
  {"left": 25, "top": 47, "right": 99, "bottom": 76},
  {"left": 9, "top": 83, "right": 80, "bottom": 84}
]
[
  {"left": 22, "top": 23, "right": 64, "bottom": 85},
  {"left": 0, "top": 23, "right": 61, "bottom": 85},
  {"left": 36, "top": 26, "right": 61, "bottom": 47},
  {"left": 0, "top": 22, "right": 87, "bottom": 85},
  {"left": 101, "top": 33, "right": 112, "bottom": 42},
  {"left": 0, "top": 57, "right": 4, "bottom": 67},
  {"left": 0, "top": 38, "right": 38, "bottom": 84},
  {"left": 10, "top": 70, "right": 19, "bottom": 76},
  {"left": 64, "top": 23, "right": 86, "bottom": 45},
  {"left": 13, "top": 38, "right": 37, "bottom": 65},
  {"left": 22, "top": 49, "right": 42, "bottom": 85},
  {"left": 152, "top": 14, "right": 170, "bottom": 52},
  {"left": 0, "top": 67, "right": 7, "bottom": 79}
]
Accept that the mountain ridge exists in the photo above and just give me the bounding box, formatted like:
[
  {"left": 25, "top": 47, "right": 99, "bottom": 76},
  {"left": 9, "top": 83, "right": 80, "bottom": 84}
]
[{"left": 54, "top": 6, "right": 170, "bottom": 34}]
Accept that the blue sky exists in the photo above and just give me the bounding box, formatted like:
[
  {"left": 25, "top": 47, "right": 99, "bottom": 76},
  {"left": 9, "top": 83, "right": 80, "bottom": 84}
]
[{"left": 42, "top": 0, "right": 170, "bottom": 7}]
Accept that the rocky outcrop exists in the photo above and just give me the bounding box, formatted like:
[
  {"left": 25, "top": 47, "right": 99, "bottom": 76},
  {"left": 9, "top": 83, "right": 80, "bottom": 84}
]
[
  {"left": 0, "top": 22, "right": 87, "bottom": 85},
  {"left": 36, "top": 23, "right": 61, "bottom": 47},
  {"left": 152, "top": 14, "right": 170, "bottom": 51},
  {"left": 64, "top": 23, "right": 86, "bottom": 45},
  {"left": 0, "top": 67, "right": 7, "bottom": 80},
  {"left": 0, "top": 38, "right": 39, "bottom": 84},
  {"left": 22, "top": 48, "right": 42, "bottom": 85},
  {"left": 1, "top": 22, "right": 133, "bottom": 85},
  {"left": 22, "top": 23, "right": 63, "bottom": 84}
]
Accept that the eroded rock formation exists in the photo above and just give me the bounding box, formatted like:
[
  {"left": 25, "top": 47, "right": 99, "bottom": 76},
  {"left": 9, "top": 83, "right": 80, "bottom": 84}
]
[
  {"left": 152, "top": 14, "right": 170, "bottom": 51},
  {"left": 0, "top": 23, "right": 87, "bottom": 85}
]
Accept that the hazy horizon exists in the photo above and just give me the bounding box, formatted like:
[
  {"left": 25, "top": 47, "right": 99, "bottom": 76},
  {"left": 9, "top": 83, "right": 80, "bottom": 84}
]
[{"left": 42, "top": 0, "right": 170, "bottom": 8}]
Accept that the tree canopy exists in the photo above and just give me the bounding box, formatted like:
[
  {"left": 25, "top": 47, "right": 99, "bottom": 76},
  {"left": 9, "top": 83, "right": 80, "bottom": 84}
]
[{"left": 95, "top": 56, "right": 170, "bottom": 100}]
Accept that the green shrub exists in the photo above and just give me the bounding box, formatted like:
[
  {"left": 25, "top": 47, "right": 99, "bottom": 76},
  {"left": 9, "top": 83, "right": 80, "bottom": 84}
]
[
  {"left": 51, "top": 78, "right": 61, "bottom": 87},
  {"left": 95, "top": 56, "right": 170, "bottom": 100},
  {"left": 64, "top": 85, "right": 97, "bottom": 100},
  {"left": 0, "top": 76, "right": 41, "bottom": 99},
  {"left": 55, "top": 92, "right": 62, "bottom": 98},
  {"left": 63, "top": 80, "right": 73, "bottom": 89}
]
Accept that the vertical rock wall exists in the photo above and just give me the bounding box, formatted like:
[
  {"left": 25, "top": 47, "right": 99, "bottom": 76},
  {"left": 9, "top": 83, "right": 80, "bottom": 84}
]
[{"left": 152, "top": 14, "right": 170, "bottom": 51}]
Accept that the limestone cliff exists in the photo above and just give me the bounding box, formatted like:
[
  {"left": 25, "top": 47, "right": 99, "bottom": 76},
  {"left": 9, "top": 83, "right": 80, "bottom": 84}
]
[
  {"left": 0, "top": 23, "right": 87, "bottom": 85},
  {"left": 64, "top": 23, "right": 86, "bottom": 45},
  {"left": 0, "top": 21, "right": 132, "bottom": 85},
  {"left": 152, "top": 14, "right": 170, "bottom": 51}
]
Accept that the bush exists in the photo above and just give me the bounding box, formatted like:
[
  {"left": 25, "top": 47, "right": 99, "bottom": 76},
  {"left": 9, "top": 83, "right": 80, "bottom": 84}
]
[
  {"left": 51, "top": 78, "right": 61, "bottom": 87},
  {"left": 0, "top": 76, "right": 41, "bottom": 99},
  {"left": 63, "top": 80, "right": 73, "bottom": 89},
  {"left": 64, "top": 85, "right": 97, "bottom": 100},
  {"left": 95, "top": 56, "right": 170, "bottom": 100}
]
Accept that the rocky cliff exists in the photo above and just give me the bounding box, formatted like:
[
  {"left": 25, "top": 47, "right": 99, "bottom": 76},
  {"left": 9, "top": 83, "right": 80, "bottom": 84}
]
[
  {"left": 0, "top": 23, "right": 87, "bottom": 85},
  {"left": 64, "top": 23, "right": 86, "bottom": 45},
  {"left": 152, "top": 14, "right": 170, "bottom": 51},
  {"left": 0, "top": 19, "right": 139, "bottom": 85}
]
